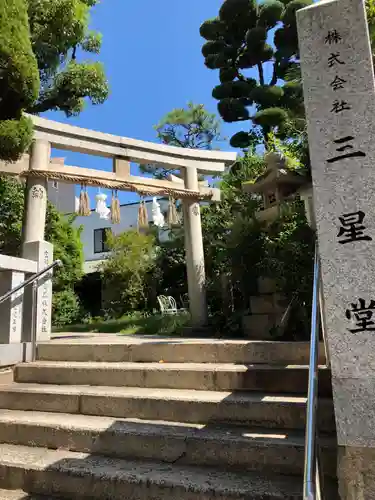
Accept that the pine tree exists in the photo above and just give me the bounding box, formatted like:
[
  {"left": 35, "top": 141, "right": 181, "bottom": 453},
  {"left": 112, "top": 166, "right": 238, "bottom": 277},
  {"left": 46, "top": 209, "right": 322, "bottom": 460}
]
[
  {"left": 140, "top": 102, "right": 223, "bottom": 179},
  {"left": 200, "top": 0, "right": 312, "bottom": 149}
]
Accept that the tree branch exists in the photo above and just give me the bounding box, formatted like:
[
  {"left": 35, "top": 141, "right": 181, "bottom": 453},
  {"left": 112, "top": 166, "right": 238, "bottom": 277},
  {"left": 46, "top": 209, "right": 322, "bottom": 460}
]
[
  {"left": 28, "top": 98, "right": 54, "bottom": 114},
  {"left": 269, "top": 62, "right": 278, "bottom": 86},
  {"left": 257, "top": 63, "right": 264, "bottom": 86},
  {"left": 235, "top": 69, "right": 255, "bottom": 84}
]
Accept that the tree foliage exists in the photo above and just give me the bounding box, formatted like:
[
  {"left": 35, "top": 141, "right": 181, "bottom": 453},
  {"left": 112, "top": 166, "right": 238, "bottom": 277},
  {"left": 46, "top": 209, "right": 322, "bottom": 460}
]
[
  {"left": 200, "top": 0, "right": 312, "bottom": 149},
  {"left": 0, "top": 176, "right": 84, "bottom": 325},
  {"left": 46, "top": 203, "right": 84, "bottom": 326},
  {"left": 367, "top": 0, "right": 375, "bottom": 51},
  {"left": 0, "top": 176, "right": 25, "bottom": 256},
  {"left": 201, "top": 148, "right": 314, "bottom": 337},
  {"left": 27, "top": 0, "right": 109, "bottom": 116},
  {"left": 100, "top": 230, "right": 156, "bottom": 317},
  {"left": 201, "top": 151, "right": 265, "bottom": 332},
  {"left": 45, "top": 203, "right": 84, "bottom": 291},
  {"left": 0, "top": 0, "right": 40, "bottom": 161},
  {"left": 52, "top": 289, "right": 81, "bottom": 327},
  {"left": 0, "top": 0, "right": 109, "bottom": 162},
  {"left": 260, "top": 199, "right": 314, "bottom": 339},
  {"left": 153, "top": 232, "right": 187, "bottom": 302},
  {"left": 140, "top": 102, "right": 223, "bottom": 178}
]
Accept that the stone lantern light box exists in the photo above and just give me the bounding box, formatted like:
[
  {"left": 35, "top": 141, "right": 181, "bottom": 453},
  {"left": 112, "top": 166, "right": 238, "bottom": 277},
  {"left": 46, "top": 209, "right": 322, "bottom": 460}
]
[{"left": 243, "top": 152, "right": 305, "bottom": 223}]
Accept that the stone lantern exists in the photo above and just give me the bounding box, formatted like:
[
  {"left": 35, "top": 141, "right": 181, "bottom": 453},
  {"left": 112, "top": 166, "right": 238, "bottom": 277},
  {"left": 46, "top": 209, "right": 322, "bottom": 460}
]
[
  {"left": 242, "top": 151, "right": 306, "bottom": 224},
  {"left": 241, "top": 151, "right": 307, "bottom": 339}
]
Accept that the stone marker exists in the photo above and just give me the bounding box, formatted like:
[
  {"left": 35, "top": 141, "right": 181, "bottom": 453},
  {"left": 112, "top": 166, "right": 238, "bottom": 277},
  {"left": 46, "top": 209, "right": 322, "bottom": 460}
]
[
  {"left": 0, "top": 271, "right": 24, "bottom": 344},
  {"left": 297, "top": 0, "right": 375, "bottom": 497},
  {"left": 22, "top": 241, "right": 53, "bottom": 342}
]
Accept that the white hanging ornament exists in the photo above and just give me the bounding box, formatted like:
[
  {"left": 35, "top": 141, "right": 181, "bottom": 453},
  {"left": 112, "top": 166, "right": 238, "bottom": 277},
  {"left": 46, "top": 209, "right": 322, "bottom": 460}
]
[
  {"left": 152, "top": 197, "right": 165, "bottom": 228},
  {"left": 74, "top": 196, "right": 80, "bottom": 214},
  {"left": 95, "top": 192, "right": 110, "bottom": 220}
]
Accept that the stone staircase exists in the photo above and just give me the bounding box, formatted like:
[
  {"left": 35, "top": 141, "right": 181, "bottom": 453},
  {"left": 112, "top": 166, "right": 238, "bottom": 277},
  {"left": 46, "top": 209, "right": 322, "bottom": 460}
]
[{"left": 0, "top": 339, "right": 338, "bottom": 499}]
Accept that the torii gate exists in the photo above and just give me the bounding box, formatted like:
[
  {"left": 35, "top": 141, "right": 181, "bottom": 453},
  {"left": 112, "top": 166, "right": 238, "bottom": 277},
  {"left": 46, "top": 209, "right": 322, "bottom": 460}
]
[{"left": 0, "top": 115, "right": 236, "bottom": 344}]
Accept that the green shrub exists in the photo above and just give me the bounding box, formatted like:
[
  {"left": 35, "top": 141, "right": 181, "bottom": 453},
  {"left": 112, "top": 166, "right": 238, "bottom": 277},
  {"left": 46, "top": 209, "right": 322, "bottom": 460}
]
[
  {"left": 52, "top": 289, "right": 81, "bottom": 327},
  {"left": 101, "top": 230, "right": 156, "bottom": 317}
]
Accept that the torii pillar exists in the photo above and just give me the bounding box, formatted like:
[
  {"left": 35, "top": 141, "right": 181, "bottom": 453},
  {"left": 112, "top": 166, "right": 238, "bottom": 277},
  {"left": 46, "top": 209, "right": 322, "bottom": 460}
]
[
  {"left": 22, "top": 139, "right": 54, "bottom": 341},
  {"left": 182, "top": 167, "right": 207, "bottom": 327},
  {"left": 23, "top": 139, "right": 50, "bottom": 244}
]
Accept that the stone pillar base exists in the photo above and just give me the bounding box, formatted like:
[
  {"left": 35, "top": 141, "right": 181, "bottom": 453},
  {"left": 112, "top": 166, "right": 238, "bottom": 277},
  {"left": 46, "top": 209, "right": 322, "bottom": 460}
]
[
  {"left": 338, "top": 446, "right": 375, "bottom": 500},
  {"left": 242, "top": 277, "right": 287, "bottom": 339},
  {"left": 242, "top": 314, "right": 276, "bottom": 339}
]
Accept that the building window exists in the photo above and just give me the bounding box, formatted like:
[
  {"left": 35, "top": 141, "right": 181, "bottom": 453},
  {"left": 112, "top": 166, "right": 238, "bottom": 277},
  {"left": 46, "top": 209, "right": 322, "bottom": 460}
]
[{"left": 94, "top": 228, "right": 110, "bottom": 254}]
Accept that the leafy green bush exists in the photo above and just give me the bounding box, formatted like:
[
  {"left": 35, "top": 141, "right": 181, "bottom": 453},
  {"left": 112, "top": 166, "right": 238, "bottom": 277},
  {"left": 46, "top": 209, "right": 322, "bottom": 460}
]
[
  {"left": 262, "top": 200, "right": 315, "bottom": 339},
  {"left": 45, "top": 203, "right": 84, "bottom": 327},
  {"left": 52, "top": 289, "right": 81, "bottom": 327},
  {"left": 45, "top": 203, "right": 84, "bottom": 290},
  {"left": 101, "top": 230, "right": 156, "bottom": 317},
  {"left": 0, "top": 177, "right": 84, "bottom": 327}
]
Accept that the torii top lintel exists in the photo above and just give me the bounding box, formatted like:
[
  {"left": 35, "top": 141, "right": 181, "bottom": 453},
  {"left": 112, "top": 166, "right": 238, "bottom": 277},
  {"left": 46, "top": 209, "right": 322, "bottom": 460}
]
[{"left": 29, "top": 115, "right": 237, "bottom": 175}]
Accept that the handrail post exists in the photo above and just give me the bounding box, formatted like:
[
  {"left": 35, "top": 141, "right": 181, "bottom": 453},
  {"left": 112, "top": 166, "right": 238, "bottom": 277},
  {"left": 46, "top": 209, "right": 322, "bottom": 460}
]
[{"left": 303, "top": 247, "right": 321, "bottom": 500}]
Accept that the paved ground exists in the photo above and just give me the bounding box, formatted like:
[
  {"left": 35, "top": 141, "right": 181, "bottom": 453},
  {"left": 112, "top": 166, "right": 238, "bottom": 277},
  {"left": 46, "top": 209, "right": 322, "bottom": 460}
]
[{"left": 49, "top": 332, "right": 279, "bottom": 345}]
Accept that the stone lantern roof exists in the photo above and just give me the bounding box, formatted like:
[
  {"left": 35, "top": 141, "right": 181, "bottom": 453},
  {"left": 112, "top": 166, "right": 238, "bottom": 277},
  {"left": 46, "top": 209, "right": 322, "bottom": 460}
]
[
  {"left": 243, "top": 152, "right": 305, "bottom": 195},
  {"left": 242, "top": 152, "right": 306, "bottom": 223}
]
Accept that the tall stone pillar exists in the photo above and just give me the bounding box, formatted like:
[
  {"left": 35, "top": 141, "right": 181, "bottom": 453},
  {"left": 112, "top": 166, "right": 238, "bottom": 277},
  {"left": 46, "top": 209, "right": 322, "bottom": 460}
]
[
  {"left": 182, "top": 167, "right": 207, "bottom": 327},
  {"left": 22, "top": 139, "right": 50, "bottom": 246},
  {"left": 297, "top": 0, "right": 375, "bottom": 497},
  {"left": 22, "top": 140, "right": 53, "bottom": 341}
]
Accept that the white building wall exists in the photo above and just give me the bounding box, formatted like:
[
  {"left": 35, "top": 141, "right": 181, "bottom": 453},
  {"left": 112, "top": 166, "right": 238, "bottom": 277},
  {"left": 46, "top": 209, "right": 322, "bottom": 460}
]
[
  {"left": 47, "top": 181, "right": 76, "bottom": 214},
  {"left": 73, "top": 198, "right": 171, "bottom": 273}
]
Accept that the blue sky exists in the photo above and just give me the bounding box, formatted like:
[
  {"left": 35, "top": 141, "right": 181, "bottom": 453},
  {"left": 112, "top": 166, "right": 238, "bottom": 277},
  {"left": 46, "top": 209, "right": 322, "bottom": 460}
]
[{"left": 46, "top": 0, "right": 245, "bottom": 204}]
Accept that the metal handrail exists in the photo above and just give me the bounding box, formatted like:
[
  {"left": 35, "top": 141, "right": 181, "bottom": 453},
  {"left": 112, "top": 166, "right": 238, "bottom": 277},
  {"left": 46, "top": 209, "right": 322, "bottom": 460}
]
[
  {"left": 303, "top": 247, "right": 323, "bottom": 500},
  {"left": 0, "top": 259, "right": 62, "bottom": 361},
  {"left": 0, "top": 260, "right": 62, "bottom": 305}
]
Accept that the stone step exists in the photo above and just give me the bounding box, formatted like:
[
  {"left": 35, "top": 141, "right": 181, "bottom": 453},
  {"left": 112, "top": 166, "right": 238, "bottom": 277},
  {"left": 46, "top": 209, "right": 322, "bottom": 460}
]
[
  {"left": 0, "top": 384, "right": 336, "bottom": 431},
  {"left": 0, "top": 490, "right": 52, "bottom": 499},
  {"left": 0, "top": 443, "right": 339, "bottom": 500},
  {"left": 0, "top": 410, "right": 337, "bottom": 478},
  {"left": 37, "top": 340, "right": 327, "bottom": 365},
  {"left": 14, "top": 361, "right": 332, "bottom": 395}
]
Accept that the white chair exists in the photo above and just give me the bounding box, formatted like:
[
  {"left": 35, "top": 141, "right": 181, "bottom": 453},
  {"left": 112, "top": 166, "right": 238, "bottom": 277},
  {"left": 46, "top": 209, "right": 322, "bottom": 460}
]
[
  {"left": 180, "top": 293, "right": 189, "bottom": 309},
  {"left": 157, "top": 295, "right": 178, "bottom": 315}
]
